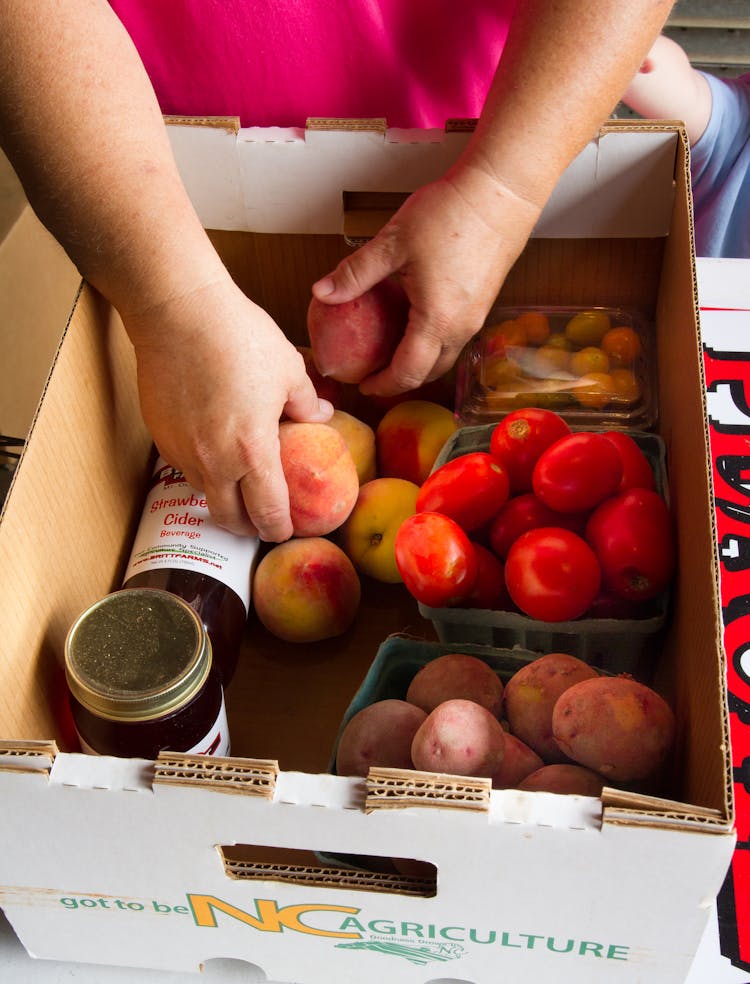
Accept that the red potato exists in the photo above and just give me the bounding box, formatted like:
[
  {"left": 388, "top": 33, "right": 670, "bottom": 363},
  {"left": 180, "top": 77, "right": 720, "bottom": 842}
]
[
  {"left": 411, "top": 699, "right": 506, "bottom": 778},
  {"left": 518, "top": 764, "right": 605, "bottom": 796},
  {"left": 335, "top": 699, "right": 427, "bottom": 777},
  {"left": 490, "top": 733, "right": 544, "bottom": 789},
  {"left": 307, "top": 278, "right": 408, "bottom": 384},
  {"left": 502, "top": 652, "right": 599, "bottom": 763},
  {"left": 552, "top": 675, "right": 676, "bottom": 783},
  {"left": 406, "top": 653, "right": 504, "bottom": 717}
]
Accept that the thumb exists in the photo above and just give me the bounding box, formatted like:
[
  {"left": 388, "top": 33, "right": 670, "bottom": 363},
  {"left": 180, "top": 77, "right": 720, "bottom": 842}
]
[
  {"left": 284, "top": 374, "right": 334, "bottom": 424},
  {"left": 312, "top": 235, "right": 400, "bottom": 305}
]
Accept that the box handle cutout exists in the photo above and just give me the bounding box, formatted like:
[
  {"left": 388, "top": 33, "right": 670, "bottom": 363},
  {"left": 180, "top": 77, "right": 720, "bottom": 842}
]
[{"left": 218, "top": 844, "right": 436, "bottom": 898}]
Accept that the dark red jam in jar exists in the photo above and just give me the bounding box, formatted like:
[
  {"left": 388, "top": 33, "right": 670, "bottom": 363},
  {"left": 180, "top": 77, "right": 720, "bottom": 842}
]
[
  {"left": 122, "top": 457, "right": 259, "bottom": 685},
  {"left": 65, "top": 588, "right": 231, "bottom": 759}
]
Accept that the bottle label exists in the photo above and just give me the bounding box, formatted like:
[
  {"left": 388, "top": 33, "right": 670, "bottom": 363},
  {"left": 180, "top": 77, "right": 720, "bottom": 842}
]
[{"left": 123, "top": 458, "right": 258, "bottom": 610}]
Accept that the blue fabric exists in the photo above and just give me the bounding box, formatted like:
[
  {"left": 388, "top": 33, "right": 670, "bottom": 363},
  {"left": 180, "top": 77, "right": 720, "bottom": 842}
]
[{"left": 691, "top": 71, "right": 750, "bottom": 258}]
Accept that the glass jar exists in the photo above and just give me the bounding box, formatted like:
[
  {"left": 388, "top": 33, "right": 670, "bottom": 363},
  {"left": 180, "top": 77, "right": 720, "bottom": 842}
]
[
  {"left": 122, "top": 457, "right": 259, "bottom": 685},
  {"left": 65, "top": 587, "right": 230, "bottom": 759}
]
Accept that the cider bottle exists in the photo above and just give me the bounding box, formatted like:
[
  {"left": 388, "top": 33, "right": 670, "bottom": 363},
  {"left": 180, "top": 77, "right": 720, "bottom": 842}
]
[{"left": 122, "top": 457, "right": 259, "bottom": 685}]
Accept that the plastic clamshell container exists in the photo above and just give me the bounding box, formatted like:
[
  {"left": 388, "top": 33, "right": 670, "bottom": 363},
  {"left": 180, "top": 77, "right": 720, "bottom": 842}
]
[
  {"left": 455, "top": 304, "right": 657, "bottom": 429},
  {"left": 417, "top": 424, "right": 670, "bottom": 679}
]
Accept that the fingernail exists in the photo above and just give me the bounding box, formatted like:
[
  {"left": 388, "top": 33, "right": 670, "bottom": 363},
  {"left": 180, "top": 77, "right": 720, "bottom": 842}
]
[{"left": 313, "top": 277, "right": 335, "bottom": 297}]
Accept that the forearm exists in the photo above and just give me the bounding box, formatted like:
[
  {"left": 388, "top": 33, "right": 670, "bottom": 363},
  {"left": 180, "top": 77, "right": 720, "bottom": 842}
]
[
  {"left": 0, "top": 0, "right": 227, "bottom": 326},
  {"left": 454, "top": 0, "right": 675, "bottom": 209}
]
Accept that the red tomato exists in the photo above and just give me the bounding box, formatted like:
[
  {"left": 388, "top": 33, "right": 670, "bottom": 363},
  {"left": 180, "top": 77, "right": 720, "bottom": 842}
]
[
  {"left": 532, "top": 432, "right": 623, "bottom": 513},
  {"left": 489, "top": 408, "right": 571, "bottom": 493},
  {"left": 504, "top": 527, "right": 601, "bottom": 622},
  {"left": 585, "top": 488, "right": 675, "bottom": 601},
  {"left": 488, "top": 492, "right": 589, "bottom": 559},
  {"left": 416, "top": 452, "right": 510, "bottom": 532},
  {"left": 463, "top": 543, "right": 512, "bottom": 609},
  {"left": 601, "top": 431, "right": 656, "bottom": 492},
  {"left": 394, "top": 512, "right": 478, "bottom": 608}
]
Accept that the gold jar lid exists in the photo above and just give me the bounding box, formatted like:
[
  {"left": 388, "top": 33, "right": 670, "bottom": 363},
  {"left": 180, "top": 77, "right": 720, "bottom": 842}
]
[{"left": 65, "top": 588, "right": 212, "bottom": 722}]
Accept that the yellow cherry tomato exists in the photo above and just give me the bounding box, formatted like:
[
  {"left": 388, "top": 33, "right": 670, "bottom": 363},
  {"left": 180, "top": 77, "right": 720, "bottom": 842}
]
[
  {"left": 573, "top": 372, "right": 615, "bottom": 410},
  {"left": 565, "top": 310, "right": 612, "bottom": 348},
  {"left": 610, "top": 368, "right": 642, "bottom": 405},
  {"left": 516, "top": 311, "right": 551, "bottom": 346},
  {"left": 602, "top": 326, "right": 642, "bottom": 367},
  {"left": 569, "top": 346, "right": 610, "bottom": 377}
]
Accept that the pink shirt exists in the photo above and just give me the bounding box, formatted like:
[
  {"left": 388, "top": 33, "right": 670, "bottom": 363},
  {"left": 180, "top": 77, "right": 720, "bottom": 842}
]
[{"left": 109, "top": 1, "right": 516, "bottom": 128}]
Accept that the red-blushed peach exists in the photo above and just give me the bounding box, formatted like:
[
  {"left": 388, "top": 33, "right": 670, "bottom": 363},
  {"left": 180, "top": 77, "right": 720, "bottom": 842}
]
[
  {"left": 323, "top": 410, "right": 377, "bottom": 485},
  {"left": 307, "top": 279, "right": 408, "bottom": 384},
  {"left": 406, "top": 653, "right": 504, "bottom": 717},
  {"left": 490, "top": 733, "right": 545, "bottom": 789},
  {"left": 376, "top": 400, "right": 458, "bottom": 486},
  {"left": 551, "top": 675, "right": 676, "bottom": 783},
  {"left": 335, "top": 699, "right": 426, "bottom": 777},
  {"left": 296, "top": 345, "right": 346, "bottom": 408},
  {"left": 339, "top": 477, "right": 419, "bottom": 583},
  {"left": 252, "top": 537, "right": 360, "bottom": 643},
  {"left": 503, "top": 652, "right": 599, "bottom": 763},
  {"left": 518, "top": 763, "right": 605, "bottom": 796},
  {"left": 278, "top": 421, "right": 359, "bottom": 537},
  {"left": 411, "top": 698, "right": 506, "bottom": 778}
]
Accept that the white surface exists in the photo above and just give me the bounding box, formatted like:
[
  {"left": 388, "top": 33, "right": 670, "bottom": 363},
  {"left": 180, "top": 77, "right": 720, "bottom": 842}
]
[{"left": 1, "top": 904, "right": 748, "bottom": 983}]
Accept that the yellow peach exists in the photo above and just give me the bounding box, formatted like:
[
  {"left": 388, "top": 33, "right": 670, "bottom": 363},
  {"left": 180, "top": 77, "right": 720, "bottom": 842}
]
[
  {"left": 324, "top": 410, "right": 377, "bottom": 484},
  {"left": 376, "top": 400, "right": 457, "bottom": 486},
  {"left": 252, "top": 538, "right": 361, "bottom": 643},
  {"left": 340, "top": 477, "right": 420, "bottom": 582}
]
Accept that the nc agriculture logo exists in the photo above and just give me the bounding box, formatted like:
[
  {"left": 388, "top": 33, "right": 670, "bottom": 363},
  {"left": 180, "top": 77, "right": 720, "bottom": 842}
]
[{"left": 58, "top": 893, "right": 630, "bottom": 967}]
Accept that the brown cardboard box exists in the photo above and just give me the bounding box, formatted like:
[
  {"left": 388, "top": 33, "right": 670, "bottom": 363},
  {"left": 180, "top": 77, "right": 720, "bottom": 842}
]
[{"left": 0, "top": 121, "right": 735, "bottom": 984}]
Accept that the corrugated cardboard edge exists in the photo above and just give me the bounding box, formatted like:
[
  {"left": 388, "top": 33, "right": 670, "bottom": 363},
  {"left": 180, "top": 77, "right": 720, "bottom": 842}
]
[
  {"left": 0, "top": 739, "right": 58, "bottom": 775},
  {"left": 220, "top": 854, "right": 434, "bottom": 897},
  {"left": 153, "top": 752, "right": 278, "bottom": 798},
  {"left": 365, "top": 767, "right": 490, "bottom": 814},
  {"left": 163, "top": 114, "right": 240, "bottom": 134}
]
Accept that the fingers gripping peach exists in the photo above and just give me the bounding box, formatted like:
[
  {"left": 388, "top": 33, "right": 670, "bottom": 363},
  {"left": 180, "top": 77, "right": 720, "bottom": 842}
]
[
  {"left": 307, "top": 278, "right": 408, "bottom": 384},
  {"left": 278, "top": 421, "right": 359, "bottom": 537}
]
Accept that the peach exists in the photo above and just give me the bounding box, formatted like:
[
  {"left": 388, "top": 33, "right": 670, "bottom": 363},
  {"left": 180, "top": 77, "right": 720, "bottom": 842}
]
[
  {"left": 503, "top": 653, "right": 599, "bottom": 763},
  {"left": 376, "top": 400, "right": 458, "bottom": 486},
  {"left": 252, "top": 537, "right": 360, "bottom": 643},
  {"left": 490, "top": 733, "right": 545, "bottom": 789},
  {"left": 411, "top": 699, "right": 506, "bottom": 778},
  {"left": 406, "top": 653, "right": 504, "bottom": 717},
  {"left": 518, "top": 764, "right": 605, "bottom": 796},
  {"left": 323, "top": 410, "right": 377, "bottom": 485},
  {"left": 339, "top": 477, "right": 419, "bottom": 583},
  {"left": 278, "top": 421, "right": 359, "bottom": 537},
  {"left": 307, "top": 278, "right": 408, "bottom": 384},
  {"left": 552, "top": 675, "right": 676, "bottom": 783},
  {"left": 335, "top": 699, "right": 426, "bottom": 777}
]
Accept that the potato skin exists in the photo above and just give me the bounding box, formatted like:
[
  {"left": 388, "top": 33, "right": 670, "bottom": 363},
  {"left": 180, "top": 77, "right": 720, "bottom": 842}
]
[
  {"left": 406, "top": 653, "right": 504, "bottom": 718},
  {"left": 335, "top": 699, "right": 427, "bottom": 777},
  {"left": 490, "top": 733, "right": 544, "bottom": 789},
  {"left": 552, "top": 676, "right": 676, "bottom": 782},
  {"left": 411, "top": 699, "right": 506, "bottom": 777},
  {"left": 503, "top": 653, "right": 599, "bottom": 762},
  {"left": 518, "top": 763, "right": 605, "bottom": 796}
]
